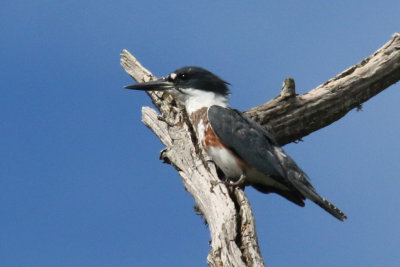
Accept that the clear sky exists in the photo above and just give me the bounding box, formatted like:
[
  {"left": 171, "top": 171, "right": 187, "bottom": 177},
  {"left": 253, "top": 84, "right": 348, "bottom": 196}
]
[{"left": 1, "top": 1, "right": 400, "bottom": 266}]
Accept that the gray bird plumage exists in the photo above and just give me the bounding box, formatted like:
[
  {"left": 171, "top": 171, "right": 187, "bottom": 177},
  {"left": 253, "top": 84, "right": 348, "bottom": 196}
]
[
  {"left": 125, "top": 66, "right": 347, "bottom": 221},
  {"left": 208, "top": 105, "right": 347, "bottom": 221}
]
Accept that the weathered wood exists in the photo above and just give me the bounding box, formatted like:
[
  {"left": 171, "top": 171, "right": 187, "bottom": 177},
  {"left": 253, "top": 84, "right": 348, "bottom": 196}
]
[
  {"left": 245, "top": 33, "right": 400, "bottom": 145},
  {"left": 120, "top": 33, "right": 400, "bottom": 266}
]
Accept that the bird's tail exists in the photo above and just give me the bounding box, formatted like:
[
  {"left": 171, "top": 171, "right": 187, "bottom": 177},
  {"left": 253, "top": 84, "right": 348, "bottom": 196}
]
[
  {"left": 311, "top": 196, "right": 347, "bottom": 221},
  {"left": 290, "top": 178, "right": 347, "bottom": 221},
  {"left": 274, "top": 146, "right": 347, "bottom": 221}
]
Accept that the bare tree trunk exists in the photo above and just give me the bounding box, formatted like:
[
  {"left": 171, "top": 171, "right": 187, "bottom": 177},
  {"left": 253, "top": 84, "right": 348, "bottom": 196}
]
[{"left": 120, "top": 33, "right": 400, "bottom": 267}]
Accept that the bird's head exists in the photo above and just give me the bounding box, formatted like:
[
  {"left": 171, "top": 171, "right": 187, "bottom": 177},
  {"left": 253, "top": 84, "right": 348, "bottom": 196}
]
[{"left": 125, "top": 66, "right": 230, "bottom": 113}]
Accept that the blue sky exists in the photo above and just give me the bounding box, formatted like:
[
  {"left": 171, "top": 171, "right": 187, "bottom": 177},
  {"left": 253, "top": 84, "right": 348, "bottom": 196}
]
[{"left": 1, "top": 1, "right": 400, "bottom": 266}]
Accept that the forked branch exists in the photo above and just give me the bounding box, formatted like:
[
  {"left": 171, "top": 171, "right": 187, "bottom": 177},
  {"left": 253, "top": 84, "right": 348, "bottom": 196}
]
[{"left": 121, "top": 33, "right": 400, "bottom": 267}]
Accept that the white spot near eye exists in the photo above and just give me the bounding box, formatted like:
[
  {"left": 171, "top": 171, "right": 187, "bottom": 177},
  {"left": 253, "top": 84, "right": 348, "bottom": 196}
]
[{"left": 170, "top": 73, "right": 177, "bottom": 80}]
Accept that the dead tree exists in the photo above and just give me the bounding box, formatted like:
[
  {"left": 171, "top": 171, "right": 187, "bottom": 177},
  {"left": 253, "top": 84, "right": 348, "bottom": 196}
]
[{"left": 120, "top": 33, "right": 400, "bottom": 267}]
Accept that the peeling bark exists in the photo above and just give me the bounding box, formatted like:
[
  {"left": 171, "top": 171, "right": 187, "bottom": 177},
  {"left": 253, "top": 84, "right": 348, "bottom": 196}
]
[{"left": 120, "top": 33, "right": 400, "bottom": 266}]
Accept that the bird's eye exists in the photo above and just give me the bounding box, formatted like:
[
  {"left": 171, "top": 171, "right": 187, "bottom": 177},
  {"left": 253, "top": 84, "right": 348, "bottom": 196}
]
[{"left": 178, "top": 73, "right": 187, "bottom": 80}]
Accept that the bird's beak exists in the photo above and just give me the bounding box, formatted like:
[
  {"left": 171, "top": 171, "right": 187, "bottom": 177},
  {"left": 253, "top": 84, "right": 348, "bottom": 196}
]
[{"left": 124, "top": 77, "right": 174, "bottom": 91}]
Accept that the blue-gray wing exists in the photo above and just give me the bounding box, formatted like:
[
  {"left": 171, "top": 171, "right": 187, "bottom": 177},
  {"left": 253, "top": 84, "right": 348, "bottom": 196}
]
[
  {"left": 207, "top": 105, "right": 286, "bottom": 180},
  {"left": 208, "top": 106, "right": 347, "bottom": 221}
]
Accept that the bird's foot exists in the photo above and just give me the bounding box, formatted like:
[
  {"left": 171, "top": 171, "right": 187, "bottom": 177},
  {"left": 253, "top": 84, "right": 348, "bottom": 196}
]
[{"left": 225, "top": 173, "right": 247, "bottom": 187}]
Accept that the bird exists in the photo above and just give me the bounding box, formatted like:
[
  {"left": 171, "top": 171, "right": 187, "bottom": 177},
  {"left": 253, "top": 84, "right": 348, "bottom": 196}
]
[{"left": 125, "top": 66, "right": 347, "bottom": 221}]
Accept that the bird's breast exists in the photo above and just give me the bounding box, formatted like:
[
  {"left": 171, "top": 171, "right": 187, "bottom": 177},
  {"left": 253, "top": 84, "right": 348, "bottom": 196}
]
[
  {"left": 201, "top": 123, "right": 248, "bottom": 179},
  {"left": 190, "top": 107, "right": 248, "bottom": 179}
]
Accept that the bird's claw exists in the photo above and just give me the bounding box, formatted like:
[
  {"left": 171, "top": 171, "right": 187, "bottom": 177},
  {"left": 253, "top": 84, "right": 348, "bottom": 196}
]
[{"left": 225, "top": 173, "right": 247, "bottom": 187}]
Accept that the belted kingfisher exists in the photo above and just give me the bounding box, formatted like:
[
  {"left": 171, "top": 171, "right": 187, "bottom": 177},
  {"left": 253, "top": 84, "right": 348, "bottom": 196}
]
[{"left": 125, "top": 66, "right": 347, "bottom": 221}]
